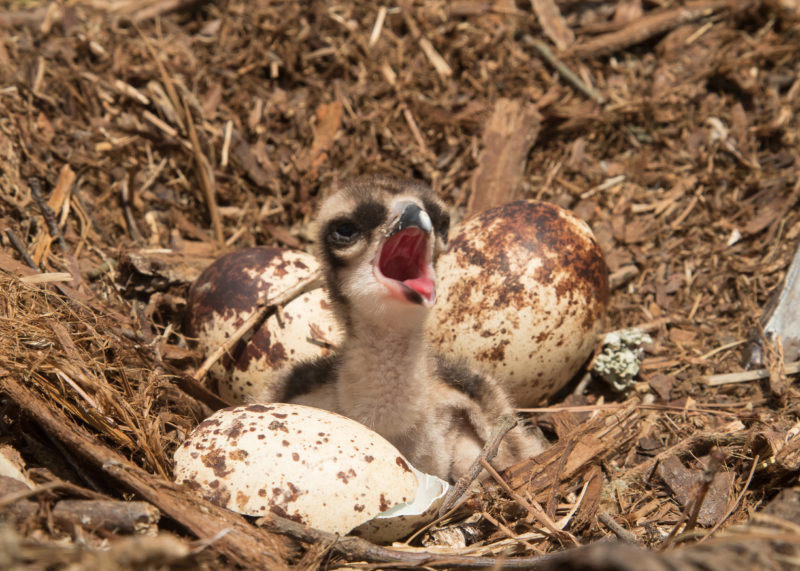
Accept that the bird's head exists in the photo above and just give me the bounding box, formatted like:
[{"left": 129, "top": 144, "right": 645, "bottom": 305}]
[{"left": 315, "top": 175, "right": 450, "bottom": 328}]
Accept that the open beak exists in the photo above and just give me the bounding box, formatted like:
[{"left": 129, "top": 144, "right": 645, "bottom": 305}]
[{"left": 374, "top": 202, "right": 436, "bottom": 307}]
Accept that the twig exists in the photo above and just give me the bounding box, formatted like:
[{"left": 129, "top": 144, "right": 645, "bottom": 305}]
[
  {"left": 418, "top": 37, "right": 452, "bottom": 78},
  {"left": 221, "top": 120, "right": 233, "bottom": 168},
  {"left": 400, "top": 102, "right": 432, "bottom": 158},
  {"left": 120, "top": 176, "right": 145, "bottom": 243},
  {"left": 136, "top": 24, "right": 223, "bottom": 245},
  {"left": 571, "top": 371, "right": 593, "bottom": 395},
  {"left": 0, "top": 476, "right": 160, "bottom": 535},
  {"left": 567, "top": 0, "right": 737, "bottom": 59},
  {"left": 182, "top": 96, "right": 224, "bottom": 245},
  {"left": 480, "top": 458, "right": 580, "bottom": 546},
  {"left": 368, "top": 6, "right": 388, "bottom": 48},
  {"left": 522, "top": 36, "right": 604, "bottom": 105},
  {"left": 30, "top": 175, "right": 84, "bottom": 285},
  {"left": 438, "top": 414, "right": 518, "bottom": 517},
  {"left": 192, "top": 270, "right": 323, "bottom": 383},
  {"left": 29, "top": 177, "right": 67, "bottom": 252},
  {"left": 4, "top": 229, "right": 39, "bottom": 270},
  {"left": 262, "top": 512, "right": 561, "bottom": 568},
  {"left": 597, "top": 511, "right": 639, "bottom": 544},
  {"left": 706, "top": 360, "right": 800, "bottom": 386}
]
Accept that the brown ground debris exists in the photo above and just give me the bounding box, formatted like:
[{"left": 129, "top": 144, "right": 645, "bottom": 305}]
[{"left": 1, "top": 0, "right": 800, "bottom": 568}]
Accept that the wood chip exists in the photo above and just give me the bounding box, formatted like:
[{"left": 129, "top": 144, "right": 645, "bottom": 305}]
[
  {"left": 530, "top": 0, "right": 574, "bottom": 51},
  {"left": 305, "top": 101, "right": 343, "bottom": 180},
  {"left": 467, "top": 98, "right": 540, "bottom": 215},
  {"left": 419, "top": 37, "right": 453, "bottom": 78}
]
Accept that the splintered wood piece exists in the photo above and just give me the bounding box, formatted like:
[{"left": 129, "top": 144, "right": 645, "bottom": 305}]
[
  {"left": 529, "top": 0, "right": 574, "bottom": 51},
  {"left": 305, "top": 101, "right": 343, "bottom": 180},
  {"left": 570, "top": 465, "right": 604, "bottom": 533},
  {"left": 467, "top": 98, "right": 540, "bottom": 216},
  {"left": 262, "top": 513, "right": 554, "bottom": 568},
  {"left": 504, "top": 401, "right": 640, "bottom": 496},
  {"left": 0, "top": 377, "right": 292, "bottom": 570}
]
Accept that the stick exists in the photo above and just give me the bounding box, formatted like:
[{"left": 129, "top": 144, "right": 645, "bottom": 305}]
[
  {"left": 29, "top": 177, "right": 67, "bottom": 252},
  {"left": 0, "top": 476, "right": 160, "bottom": 535},
  {"left": 522, "top": 36, "right": 604, "bottom": 104},
  {"left": 437, "top": 414, "right": 517, "bottom": 517},
  {"left": 4, "top": 229, "right": 39, "bottom": 270},
  {"left": 567, "top": 0, "right": 739, "bottom": 59},
  {"left": 192, "top": 270, "right": 323, "bottom": 383},
  {"left": 182, "top": 96, "right": 224, "bottom": 245},
  {"left": 121, "top": 176, "right": 145, "bottom": 243},
  {"left": 598, "top": 511, "right": 639, "bottom": 544},
  {"left": 262, "top": 512, "right": 561, "bottom": 568},
  {"left": 480, "top": 458, "right": 580, "bottom": 546},
  {"left": 0, "top": 478, "right": 62, "bottom": 509},
  {"left": 706, "top": 360, "right": 800, "bottom": 386}
]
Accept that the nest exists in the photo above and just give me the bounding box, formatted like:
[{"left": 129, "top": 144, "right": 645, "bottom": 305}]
[{"left": 1, "top": 0, "right": 800, "bottom": 568}]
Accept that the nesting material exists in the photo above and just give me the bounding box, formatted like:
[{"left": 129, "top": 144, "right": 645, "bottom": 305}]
[{"left": 1, "top": 0, "right": 800, "bottom": 568}]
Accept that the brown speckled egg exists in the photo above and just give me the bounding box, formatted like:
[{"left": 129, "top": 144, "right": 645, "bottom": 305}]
[
  {"left": 185, "top": 247, "right": 342, "bottom": 403},
  {"left": 173, "top": 403, "right": 420, "bottom": 535},
  {"left": 426, "top": 201, "right": 609, "bottom": 407}
]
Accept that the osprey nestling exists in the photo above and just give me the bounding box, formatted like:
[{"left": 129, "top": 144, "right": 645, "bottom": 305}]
[{"left": 257, "top": 175, "right": 546, "bottom": 482}]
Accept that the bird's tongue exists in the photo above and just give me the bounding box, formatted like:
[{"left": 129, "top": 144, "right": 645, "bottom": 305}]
[{"left": 378, "top": 228, "right": 435, "bottom": 302}]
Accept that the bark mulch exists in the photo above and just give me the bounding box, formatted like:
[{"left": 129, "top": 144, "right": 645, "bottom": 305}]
[{"left": 1, "top": 1, "right": 800, "bottom": 569}]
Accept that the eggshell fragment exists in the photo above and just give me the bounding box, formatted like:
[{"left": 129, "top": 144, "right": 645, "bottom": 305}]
[
  {"left": 173, "top": 403, "right": 423, "bottom": 536},
  {"left": 184, "top": 247, "right": 342, "bottom": 403},
  {"left": 427, "top": 201, "right": 609, "bottom": 407},
  {"left": 352, "top": 465, "right": 448, "bottom": 543}
]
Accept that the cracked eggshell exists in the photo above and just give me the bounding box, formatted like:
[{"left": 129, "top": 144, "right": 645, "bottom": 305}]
[
  {"left": 185, "top": 247, "right": 342, "bottom": 403},
  {"left": 351, "top": 465, "right": 448, "bottom": 543},
  {"left": 173, "top": 403, "right": 422, "bottom": 536},
  {"left": 427, "top": 201, "right": 609, "bottom": 407}
]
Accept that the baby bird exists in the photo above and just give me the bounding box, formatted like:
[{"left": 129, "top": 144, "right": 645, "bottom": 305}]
[{"left": 257, "top": 175, "right": 546, "bottom": 482}]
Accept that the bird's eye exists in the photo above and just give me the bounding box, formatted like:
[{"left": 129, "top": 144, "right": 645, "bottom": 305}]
[{"left": 328, "top": 221, "right": 360, "bottom": 246}]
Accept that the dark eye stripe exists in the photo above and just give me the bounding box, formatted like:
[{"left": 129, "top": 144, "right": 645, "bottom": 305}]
[
  {"left": 422, "top": 198, "right": 449, "bottom": 240},
  {"left": 352, "top": 200, "right": 387, "bottom": 232}
]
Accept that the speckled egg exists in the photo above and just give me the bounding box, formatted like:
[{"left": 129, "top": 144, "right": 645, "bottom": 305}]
[
  {"left": 173, "top": 403, "right": 420, "bottom": 535},
  {"left": 185, "top": 247, "right": 342, "bottom": 403},
  {"left": 426, "top": 201, "right": 609, "bottom": 407}
]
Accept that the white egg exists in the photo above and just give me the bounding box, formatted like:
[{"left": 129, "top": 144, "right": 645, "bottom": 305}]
[
  {"left": 426, "top": 200, "right": 609, "bottom": 407},
  {"left": 185, "top": 247, "right": 343, "bottom": 403},
  {"left": 173, "top": 403, "right": 446, "bottom": 537}
]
